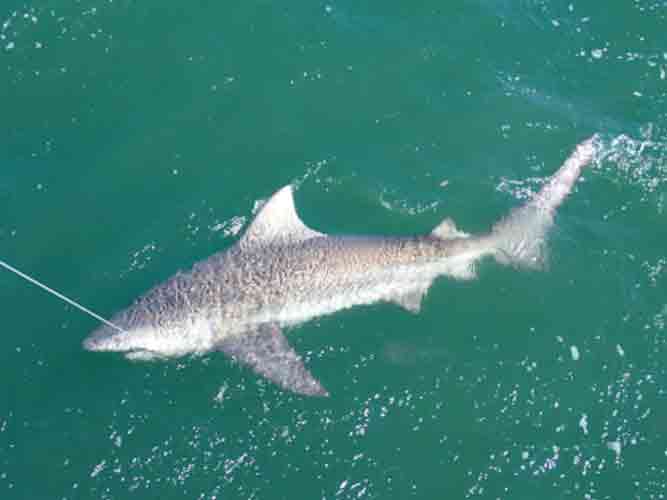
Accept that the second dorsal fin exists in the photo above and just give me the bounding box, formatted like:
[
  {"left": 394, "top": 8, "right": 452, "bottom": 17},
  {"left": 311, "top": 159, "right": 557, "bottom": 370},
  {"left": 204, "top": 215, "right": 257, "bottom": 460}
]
[{"left": 431, "top": 218, "right": 468, "bottom": 240}]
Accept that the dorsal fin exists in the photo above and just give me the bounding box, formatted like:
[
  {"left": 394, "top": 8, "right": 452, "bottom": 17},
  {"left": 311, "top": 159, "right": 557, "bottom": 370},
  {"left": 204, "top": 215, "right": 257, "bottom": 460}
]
[
  {"left": 240, "top": 185, "right": 324, "bottom": 250},
  {"left": 431, "top": 218, "right": 468, "bottom": 240}
]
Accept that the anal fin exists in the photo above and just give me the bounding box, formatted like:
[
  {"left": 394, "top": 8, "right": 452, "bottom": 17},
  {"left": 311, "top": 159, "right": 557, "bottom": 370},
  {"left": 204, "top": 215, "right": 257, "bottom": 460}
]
[
  {"left": 450, "top": 262, "right": 477, "bottom": 280},
  {"left": 217, "top": 324, "right": 328, "bottom": 397},
  {"left": 391, "top": 285, "right": 429, "bottom": 314}
]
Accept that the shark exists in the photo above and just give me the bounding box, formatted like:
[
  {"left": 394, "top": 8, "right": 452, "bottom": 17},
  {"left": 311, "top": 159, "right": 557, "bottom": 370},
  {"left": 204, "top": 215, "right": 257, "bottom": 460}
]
[{"left": 83, "top": 137, "right": 598, "bottom": 396}]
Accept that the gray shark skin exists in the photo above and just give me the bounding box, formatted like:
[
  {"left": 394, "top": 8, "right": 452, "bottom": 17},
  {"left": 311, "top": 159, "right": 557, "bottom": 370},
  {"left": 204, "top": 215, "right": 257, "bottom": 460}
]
[{"left": 83, "top": 137, "right": 598, "bottom": 396}]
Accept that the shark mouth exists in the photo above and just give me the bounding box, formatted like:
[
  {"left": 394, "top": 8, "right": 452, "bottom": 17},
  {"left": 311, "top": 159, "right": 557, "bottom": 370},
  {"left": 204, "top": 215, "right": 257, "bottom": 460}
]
[{"left": 124, "top": 349, "right": 163, "bottom": 361}]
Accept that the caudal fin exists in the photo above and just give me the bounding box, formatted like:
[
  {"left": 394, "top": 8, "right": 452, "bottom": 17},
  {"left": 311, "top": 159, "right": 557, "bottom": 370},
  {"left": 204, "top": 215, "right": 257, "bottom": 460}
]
[{"left": 492, "top": 136, "right": 599, "bottom": 269}]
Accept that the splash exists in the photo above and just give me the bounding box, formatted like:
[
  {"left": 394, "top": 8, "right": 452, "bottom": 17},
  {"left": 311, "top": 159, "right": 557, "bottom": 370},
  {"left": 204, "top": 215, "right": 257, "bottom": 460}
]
[
  {"left": 596, "top": 127, "right": 667, "bottom": 213},
  {"left": 378, "top": 189, "right": 441, "bottom": 216},
  {"left": 497, "top": 130, "right": 667, "bottom": 215}
]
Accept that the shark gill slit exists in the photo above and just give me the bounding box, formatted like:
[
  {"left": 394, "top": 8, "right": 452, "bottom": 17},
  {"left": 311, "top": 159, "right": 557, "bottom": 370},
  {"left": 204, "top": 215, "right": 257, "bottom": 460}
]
[{"left": 0, "top": 259, "right": 126, "bottom": 333}]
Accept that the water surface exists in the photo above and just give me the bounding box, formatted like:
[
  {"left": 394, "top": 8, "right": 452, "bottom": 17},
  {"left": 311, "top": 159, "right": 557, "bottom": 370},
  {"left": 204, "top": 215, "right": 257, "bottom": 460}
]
[{"left": 1, "top": 1, "right": 666, "bottom": 498}]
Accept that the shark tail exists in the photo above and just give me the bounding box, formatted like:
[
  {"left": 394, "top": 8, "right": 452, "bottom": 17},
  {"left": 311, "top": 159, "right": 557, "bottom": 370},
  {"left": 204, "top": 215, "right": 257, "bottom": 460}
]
[{"left": 491, "top": 136, "right": 599, "bottom": 269}]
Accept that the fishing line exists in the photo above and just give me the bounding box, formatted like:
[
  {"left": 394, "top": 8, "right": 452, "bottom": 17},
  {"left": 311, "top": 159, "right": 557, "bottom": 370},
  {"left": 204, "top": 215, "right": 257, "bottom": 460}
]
[{"left": 0, "top": 259, "right": 126, "bottom": 333}]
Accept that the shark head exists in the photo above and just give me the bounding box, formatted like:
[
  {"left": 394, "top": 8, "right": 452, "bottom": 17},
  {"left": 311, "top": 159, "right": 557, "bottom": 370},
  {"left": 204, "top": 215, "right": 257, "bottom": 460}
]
[
  {"left": 82, "top": 322, "right": 163, "bottom": 359},
  {"left": 82, "top": 298, "right": 217, "bottom": 360},
  {"left": 83, "top": 266, "right": 221, "bottom": 359}
]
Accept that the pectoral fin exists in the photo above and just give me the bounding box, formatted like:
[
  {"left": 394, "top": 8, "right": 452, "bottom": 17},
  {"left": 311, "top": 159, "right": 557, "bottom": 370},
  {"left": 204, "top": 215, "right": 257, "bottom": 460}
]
[{"left": 217, "top": 324, "right": 328, "bottom": 397}]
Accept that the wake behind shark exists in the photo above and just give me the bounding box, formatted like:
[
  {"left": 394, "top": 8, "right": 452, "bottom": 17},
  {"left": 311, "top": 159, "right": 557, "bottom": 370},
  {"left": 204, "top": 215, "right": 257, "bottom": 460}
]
[{"left": 83, "top": 137, "right": 598, "bottom": 396}]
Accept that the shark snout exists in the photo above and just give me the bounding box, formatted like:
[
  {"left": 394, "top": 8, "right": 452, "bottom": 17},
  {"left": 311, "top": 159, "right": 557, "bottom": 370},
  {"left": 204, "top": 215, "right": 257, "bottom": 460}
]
[
  {"left": 82, "top": 332, "right": 105, "bottom": 351},
  {"left": 82, "top": 335, "right": 97, "bottom": 351},
  {"left": 83, "top": 325, "right": 120, "bottom": 352}
]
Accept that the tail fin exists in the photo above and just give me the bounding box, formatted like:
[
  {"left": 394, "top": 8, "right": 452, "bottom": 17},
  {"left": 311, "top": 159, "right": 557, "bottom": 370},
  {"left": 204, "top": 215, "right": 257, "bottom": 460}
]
[{"left": 492, "top": 136, "right": 599, "bottom": 269}]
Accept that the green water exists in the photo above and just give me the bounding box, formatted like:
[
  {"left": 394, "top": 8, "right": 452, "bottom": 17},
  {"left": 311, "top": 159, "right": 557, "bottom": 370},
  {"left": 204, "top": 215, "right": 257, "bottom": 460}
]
[{"left": 2, "top": 1, "right": 666, "bottom": 498}]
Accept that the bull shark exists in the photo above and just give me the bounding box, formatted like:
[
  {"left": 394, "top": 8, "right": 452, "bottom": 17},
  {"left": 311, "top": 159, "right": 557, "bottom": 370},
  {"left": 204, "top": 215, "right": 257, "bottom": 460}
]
[{"left": 83, "top": 137, "right": 598, "bottom": 396}]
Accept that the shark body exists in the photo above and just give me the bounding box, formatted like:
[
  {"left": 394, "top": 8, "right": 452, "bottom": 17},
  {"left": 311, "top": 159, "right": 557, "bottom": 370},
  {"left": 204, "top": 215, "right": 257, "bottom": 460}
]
[{"left": 83, "top": 137, "right": 598, "bottom": 396}]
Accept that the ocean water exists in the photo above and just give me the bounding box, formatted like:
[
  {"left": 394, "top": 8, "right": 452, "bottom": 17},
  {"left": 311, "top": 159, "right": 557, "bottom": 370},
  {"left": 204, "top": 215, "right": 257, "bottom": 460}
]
[{"left": 1, "top": 1, "right": 666, "bottom": 498}]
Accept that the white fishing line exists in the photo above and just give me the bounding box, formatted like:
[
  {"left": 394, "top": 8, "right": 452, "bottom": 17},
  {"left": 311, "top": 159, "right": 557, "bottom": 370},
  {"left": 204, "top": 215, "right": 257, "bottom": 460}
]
[{"left": 0, "top": 259, "right": 126, "bottom": 333}]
